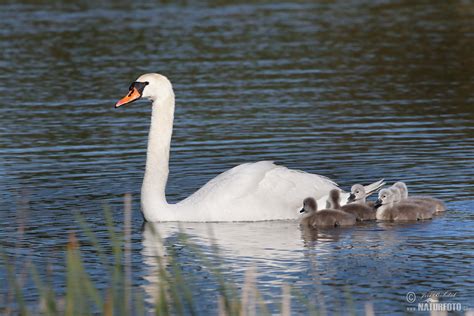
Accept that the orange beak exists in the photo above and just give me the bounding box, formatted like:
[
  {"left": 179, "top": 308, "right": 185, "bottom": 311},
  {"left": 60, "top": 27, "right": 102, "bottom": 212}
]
[{"left": 115, "top": 87, "right": 142, "bottom": 108}]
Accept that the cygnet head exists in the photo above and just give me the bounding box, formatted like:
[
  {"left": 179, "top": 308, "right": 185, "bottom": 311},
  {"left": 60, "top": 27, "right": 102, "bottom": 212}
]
[
  {"left": 115, "top": 73, "right": 173, "bottom": 108},
  {"left": 348, "top": 184, "right": 366, "bottom": 202},
  {"left": 374, "top": 188, "right": 394, "bottom": 209},
  {"left": 389, "top": 186, "right": 402, "bottom": 203},
  {"left": 393, "top": 181, "right": 408, "bottom": 199},
  {"left": 300, "top": 197, "right": 317, "bottom": 214}
]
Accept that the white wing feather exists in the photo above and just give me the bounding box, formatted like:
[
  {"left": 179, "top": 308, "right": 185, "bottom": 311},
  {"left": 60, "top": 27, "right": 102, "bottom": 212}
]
[{"left": 177, "top": 161, "right": 339, "bottom": 221}]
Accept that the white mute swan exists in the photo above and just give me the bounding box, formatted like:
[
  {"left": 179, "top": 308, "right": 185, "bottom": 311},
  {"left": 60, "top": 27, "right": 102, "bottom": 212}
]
[{"left": 115, "top": 73, "right": 383, "bottom": 222}]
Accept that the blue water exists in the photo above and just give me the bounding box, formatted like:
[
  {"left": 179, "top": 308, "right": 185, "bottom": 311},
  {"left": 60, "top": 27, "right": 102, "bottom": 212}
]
[{"left": 0, "top": 1, "right": 473, "bottom": 314}]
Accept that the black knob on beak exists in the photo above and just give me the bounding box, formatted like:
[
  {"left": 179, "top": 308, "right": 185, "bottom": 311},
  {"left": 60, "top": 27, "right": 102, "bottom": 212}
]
[{"left": 374, "top": 199, "right": 382, "bottom": 209}]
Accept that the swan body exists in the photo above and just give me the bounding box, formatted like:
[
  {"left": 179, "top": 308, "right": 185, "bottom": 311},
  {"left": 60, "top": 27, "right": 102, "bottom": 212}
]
[
  {"left": 300, "top": 197, "right": 356, "bottom": 228},
  {"left": 157, "top": 160, "right": 340, "bottom": 222},
  {"left": 116, "top": 73, "right": 381, "bottom": 222}
]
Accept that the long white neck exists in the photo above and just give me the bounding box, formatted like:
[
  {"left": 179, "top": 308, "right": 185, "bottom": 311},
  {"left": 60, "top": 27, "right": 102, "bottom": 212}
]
[{"left": 141, "top": 91, "right": 175, "bottom": 221}]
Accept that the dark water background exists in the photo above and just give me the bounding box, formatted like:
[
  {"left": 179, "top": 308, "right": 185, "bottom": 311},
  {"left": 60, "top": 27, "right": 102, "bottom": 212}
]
[{"left": 0, "top": 0, "right": 473, "bottom": 314}]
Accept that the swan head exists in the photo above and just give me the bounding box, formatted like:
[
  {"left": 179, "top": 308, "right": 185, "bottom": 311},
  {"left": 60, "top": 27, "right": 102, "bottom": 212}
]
[
  {"left": 115, "top": 73, "right": 173, "bottom": 108},
  {"left": 300, "top": 197, "right": 317, "bottom": 214},
  {"left": 393, "top": 181, "right": 408, "bottom": 199},
  {"left": 374, "top": 188, "right": 393, "bottom": 209},
  {"left": 348, "top": 184, "right": 365, "bottom": 202}
]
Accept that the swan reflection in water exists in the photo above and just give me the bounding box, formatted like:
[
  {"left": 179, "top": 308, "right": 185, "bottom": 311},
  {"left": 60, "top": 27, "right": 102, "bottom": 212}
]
[{"left": 140, "top": 221, "right": 361, "bottom": 308}]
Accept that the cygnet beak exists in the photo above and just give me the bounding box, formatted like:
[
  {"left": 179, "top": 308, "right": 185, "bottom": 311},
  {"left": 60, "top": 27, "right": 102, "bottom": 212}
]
[
  {"left": 299, "top": 208, "right": 305, "bottom": 213},
  {"left": 374, "top": 199, "right": 382, "bottom": 209},
  {"left": 348, "top": 193, "right": 356, "bottom": 203}
]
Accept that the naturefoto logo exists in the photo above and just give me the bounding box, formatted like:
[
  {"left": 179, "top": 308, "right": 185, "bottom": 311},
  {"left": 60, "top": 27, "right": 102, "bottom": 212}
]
[{"left": 405, "top": 290, "right": 468, "bottom": 312}]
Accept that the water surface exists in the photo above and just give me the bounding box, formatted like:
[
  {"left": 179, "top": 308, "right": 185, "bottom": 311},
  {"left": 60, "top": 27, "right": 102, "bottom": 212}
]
[{"left": 0, "top": 0, "right": 473, "bottom": 314}]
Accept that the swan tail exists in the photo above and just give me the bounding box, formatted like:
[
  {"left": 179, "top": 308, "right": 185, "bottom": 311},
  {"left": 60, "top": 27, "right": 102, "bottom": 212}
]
[{"left": 363, "top": 179, "right": 386, "bottom": 197}]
